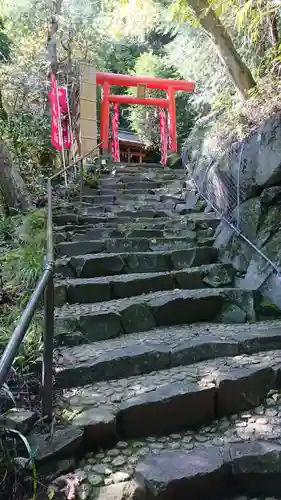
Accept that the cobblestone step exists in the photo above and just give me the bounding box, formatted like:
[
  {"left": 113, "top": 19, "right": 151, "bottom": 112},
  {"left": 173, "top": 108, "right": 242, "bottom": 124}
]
[
  {"left": 56, "top": 227, "right": 209, "bottom": 243},
  {"left": 55, "top": 224, "right": 216, "bottom": 242},
  {"left": 54, "top": 219, "right": 194, "bottom": 231},
  {"left": 54, "top": 264, "right": 235, "bottom": 305},
  {"left": 35, "top": 385, "right": 281, "bottom": 493},
  {"left": 54, "top": 288, "right": 255, "bottom": 345},
  {"left": 55, "top": 236, "right": 214, "bottom": 257},
  {"left": 98, "top": 177, "right": 183, "bottom": 186},
  {"left": 86, "top": 187, "right": 160, "bottom": 196},
  {"left": 54, "top": 212, "right": 220, "bottom": 228},
  {"left": 52, "top": 321, "right": 281, "bottom": 386},
  {"left": 54, "top": 213, "right": 173, "bottom": 227},
  {"left": 80, "top": 192, "right": 185, "bottom": 204},
  {"left": 56, "top": 350, "right": 281, "bottom": 440},
  {"left": 55, "top": 247, "right": 218, "bottom": 278},
  {"left": 82, "top": 202, "right": 178, "bottom": 215}
]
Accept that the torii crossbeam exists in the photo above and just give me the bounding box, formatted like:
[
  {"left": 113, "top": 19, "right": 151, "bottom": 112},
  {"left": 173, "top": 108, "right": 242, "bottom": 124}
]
[{"left": 96, "top": 72, "right": 195, "bottom": 154}]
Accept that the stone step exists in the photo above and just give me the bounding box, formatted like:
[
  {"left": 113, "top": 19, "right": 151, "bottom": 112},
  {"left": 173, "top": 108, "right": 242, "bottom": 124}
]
[
  {"left": 97, "top": 181, "right": 175, "bottom": 190},
  {"left": 98, "top": 175, "right": 185, "bottom": 184},
  {"left": 56, "top": 228, "right": 210, "bottom": 243},
  {"left": 55, "top": 236, "right": 214, "bottom": 257},
  {"left": 136, "top": 440, "right": 281, "bottom": 500},
  {"left": 54, "top": 212, "right": 175, "bottom": 226},
  {"left": 54, "top": 288, "right": 255, "bottom": 345},
  {"left": 55, "top": 349, "right": 281, "bottom": 439},
  {"left": 80, "top": 192, "right": 185, "bottom": 204},
  {"left": 84, "top": 209, "right": 172, "bottom": 219},
  {"left": 81, "top": 193, "right": 169, "bottom": 203},
  {"left": 55, "top": 219, "right": 188, "bottom": 231},
  {"left": 41, "top": 390, "right": 281, "bottom": 490},
  {"left": 83, "top": 187, "right": 159, "bottom": 196},
  {"left": 52, "top": 321, "right": 281, "bottom": 387},
  {"left": 82, "top": 202, "right": 177, "bottom": 215},
  {"left": 54, "top": 213, "right": 220, "bottom": 230},
  {"left": 54, "top": 264, "right": 235, "bottom": 306},
  {"left": 54, "top": 221, "right": 216, "bottom": 238},
  {"left": 55, "top": 247, "right": 218, "bottom": 278}
]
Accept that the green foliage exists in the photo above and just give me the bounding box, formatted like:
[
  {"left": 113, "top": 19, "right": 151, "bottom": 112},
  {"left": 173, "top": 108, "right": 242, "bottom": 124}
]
[
  {"left": 0, "top": 210, "right": 46, "bottom": 366},
  {"left": 83, "top": 170, "right": 100, "bottom": 189},
  {"left": 128, "top": 52, "right": 197, "bottom": 148},
  {"left": 0, "top": 18, "right": 12, "bottom": 63},
  {"left": 0, "top": 110, "right": 58, "bottom": 196}
]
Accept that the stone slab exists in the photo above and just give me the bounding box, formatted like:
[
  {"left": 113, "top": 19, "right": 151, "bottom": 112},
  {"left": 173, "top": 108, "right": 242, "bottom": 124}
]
[
  {"left": 55, "top": 264, "right": 234, "bottom": 305},
  {"left": 72, "top": 407, "right": 117, "bottom": 446},
  {"left": 118, "top": 381, "right": 216, "bottom": 437},
  {"left": 135, "top": 441, "right": 281, "bottom": 499},
  {"left": 56, "top": 350, "right": 281, "bottom": 443},
  {"left": 54, "top": 343, "right": 170, "bottom": 388},
  {"left": 52, "top": 324, "right": 281, "bottom": 386},
  {"left": 54, "top": 288, "right": 255, "bottom": 341},
  {"left": 30, "top": 427, "right": 83, "bottom": 465}
]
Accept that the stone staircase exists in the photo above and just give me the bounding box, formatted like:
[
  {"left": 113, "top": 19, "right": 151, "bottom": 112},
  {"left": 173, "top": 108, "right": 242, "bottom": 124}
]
[{"left": 35, "top": 164, "right": 281, "bottom": 499}]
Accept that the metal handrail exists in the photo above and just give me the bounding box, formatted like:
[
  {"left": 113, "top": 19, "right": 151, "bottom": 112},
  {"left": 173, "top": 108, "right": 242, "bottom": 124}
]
[{"left": 0, "top": 141, "right": 103, "bottom": 421}]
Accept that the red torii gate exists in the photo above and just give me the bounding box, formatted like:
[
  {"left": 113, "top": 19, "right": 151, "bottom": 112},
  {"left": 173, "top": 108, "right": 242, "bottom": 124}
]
[{"left": 96, "top": 72, "right": 195, "bottom": 157}]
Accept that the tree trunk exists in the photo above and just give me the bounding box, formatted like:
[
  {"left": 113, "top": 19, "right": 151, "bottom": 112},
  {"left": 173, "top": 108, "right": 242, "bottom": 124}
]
[
  {"left": 0, "top": 89, "right": 7, "bottom": 121},
  {"left": 187, "top": 0, "right": 256, "bottom": 100},
  {"left": 47, "top": 0, "right": 63, "bottom": 74},
  {"left": 269, "top": 13, "right": 279, "bottom": 48},
  {"left": 0, "top": 138, "right": 32, "bottom": 213}
]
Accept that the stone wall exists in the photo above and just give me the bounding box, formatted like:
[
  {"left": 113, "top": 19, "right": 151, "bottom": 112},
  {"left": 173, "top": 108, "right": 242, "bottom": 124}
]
[{"left": 183, "top": 109, "right": 281, "bottom": 311}]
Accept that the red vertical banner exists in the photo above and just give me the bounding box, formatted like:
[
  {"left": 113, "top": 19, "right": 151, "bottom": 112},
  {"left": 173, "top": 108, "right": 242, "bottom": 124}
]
[
  {"left": 159, "top": 108, "right": 167, "bottom": 165},
  {"left": 48, "top": 72, "right": 62, "bottom": 151},
  {"left": 58, "top": 87, "right": 72, "bottom": 149},
  {"left": 111, "top": 103, "right": 120, "bottom": 162}
]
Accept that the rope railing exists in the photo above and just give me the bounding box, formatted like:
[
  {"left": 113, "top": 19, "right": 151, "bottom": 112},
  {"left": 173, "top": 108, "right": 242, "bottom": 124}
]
[{"left": 0, "top": 142, "right": 103, "bottom": 421}]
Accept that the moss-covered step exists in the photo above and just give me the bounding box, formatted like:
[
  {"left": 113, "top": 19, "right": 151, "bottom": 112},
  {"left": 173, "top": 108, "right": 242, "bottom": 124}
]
[
  {"left": 50, "top": 322, "right": 281, "bottom": 387},
  {"left": 54, "top": 288, "right": 255, "bottom": 345},
  {"left": 55, "top": 351, "right": 280, "bottom": 438},
  {"left": 55, "top": 247, "right": 218, "bottom": 278},
  {"left": 55, "top": 235, "right": 213, "bottom": 257},
  {"left": 54, "top": 264, "right": 235, "bottom": 306}
]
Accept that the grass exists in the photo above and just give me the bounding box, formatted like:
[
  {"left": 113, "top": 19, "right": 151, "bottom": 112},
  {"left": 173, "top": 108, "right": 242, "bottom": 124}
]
[
  {"left": 0, "top": 209, "right": 46, "bottom": 370},
  {"left": 208, "top": 77, "right": 281, "bottom": 151}
]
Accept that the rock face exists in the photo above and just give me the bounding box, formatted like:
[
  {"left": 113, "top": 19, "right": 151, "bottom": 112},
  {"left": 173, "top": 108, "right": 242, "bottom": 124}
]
[{"left": 183, "top": 109, "right": 281, "bottom": 312}]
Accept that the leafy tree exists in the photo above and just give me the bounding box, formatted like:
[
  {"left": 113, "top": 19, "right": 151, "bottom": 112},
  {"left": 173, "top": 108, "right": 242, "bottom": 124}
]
[
  {"left": 172, "top": 0, "right": 256, "bottom": 100},
  {"left": 128, "top": 52, "right": 196, "bottom": 148}
]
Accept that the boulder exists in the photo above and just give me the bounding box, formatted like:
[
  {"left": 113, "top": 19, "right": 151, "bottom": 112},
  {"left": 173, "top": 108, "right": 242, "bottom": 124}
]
[{"left": 184, "top": 110, "right": 281, "bottom": 204}]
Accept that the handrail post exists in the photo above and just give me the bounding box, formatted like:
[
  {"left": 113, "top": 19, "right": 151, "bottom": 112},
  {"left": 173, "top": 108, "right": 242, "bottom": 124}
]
[
  {"left": 79, "top": 158, "right": 84, "bottom": 207},
  {"left": 42, "top": 271, "right": 54, "bottom": 421},
  {"left": 42, "top": 179, "right": 55, "bottom": 421}
]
